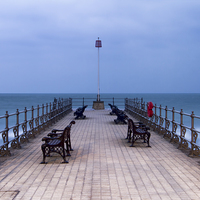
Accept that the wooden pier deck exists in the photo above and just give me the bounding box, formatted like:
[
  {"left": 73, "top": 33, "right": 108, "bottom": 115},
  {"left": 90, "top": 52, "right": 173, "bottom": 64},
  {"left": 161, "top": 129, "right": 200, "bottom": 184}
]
[{"left": 0, "top": 110, "right": 200, "bottom": 200}]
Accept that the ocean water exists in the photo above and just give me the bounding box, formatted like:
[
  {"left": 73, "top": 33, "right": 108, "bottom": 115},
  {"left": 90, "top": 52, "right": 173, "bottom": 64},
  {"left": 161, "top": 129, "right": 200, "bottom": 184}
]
[
  {"left": 0, "top": 93, "right": 200, "bottom": 146},
  {"left": 0, "top": 93, "right": 200, "bottom": 115}
]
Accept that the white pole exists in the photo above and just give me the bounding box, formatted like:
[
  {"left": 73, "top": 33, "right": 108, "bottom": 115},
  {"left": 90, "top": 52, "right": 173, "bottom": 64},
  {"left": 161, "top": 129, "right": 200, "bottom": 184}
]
[{"left": 98, "top": 47, "right": 100, "bottom": 101}]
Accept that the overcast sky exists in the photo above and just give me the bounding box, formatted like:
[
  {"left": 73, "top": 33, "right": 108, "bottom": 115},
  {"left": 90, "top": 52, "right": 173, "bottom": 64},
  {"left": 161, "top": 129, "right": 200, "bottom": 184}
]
[{"left": 0, "top": 0, "right": 200, "bottom": 93}]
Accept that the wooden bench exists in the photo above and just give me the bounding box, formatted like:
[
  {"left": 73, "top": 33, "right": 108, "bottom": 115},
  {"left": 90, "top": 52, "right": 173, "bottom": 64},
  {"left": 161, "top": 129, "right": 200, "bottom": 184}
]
[
  {"left": 74, "top": 105, "right": 88, "bottom": 119},
  {"left": 40, "top": 121, "right": 75, "bottom": 164},
  {"left": 126, "top": 118, "right": 151, "bottom": 147},
  {"left": 49, "top": 120, "right": 75, "bottom": 156}
]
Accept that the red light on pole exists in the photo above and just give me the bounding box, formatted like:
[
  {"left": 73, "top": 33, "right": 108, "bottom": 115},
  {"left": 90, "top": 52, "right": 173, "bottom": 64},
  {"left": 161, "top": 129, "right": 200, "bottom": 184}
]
[
  {"left": 95, "top": 37, "right": 102, "bottom": 101},
  {"left": 95, "top": 38, "right": 102, "bottom": 48}
]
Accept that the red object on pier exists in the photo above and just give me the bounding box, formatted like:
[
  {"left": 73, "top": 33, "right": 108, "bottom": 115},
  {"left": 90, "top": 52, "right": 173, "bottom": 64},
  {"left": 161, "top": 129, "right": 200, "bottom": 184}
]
[
  {"left": 147, "top": 102, "right": 153, "bottom": 117},
  {"left": 95, "top": 38, "right": 102, "bottom": 48}
]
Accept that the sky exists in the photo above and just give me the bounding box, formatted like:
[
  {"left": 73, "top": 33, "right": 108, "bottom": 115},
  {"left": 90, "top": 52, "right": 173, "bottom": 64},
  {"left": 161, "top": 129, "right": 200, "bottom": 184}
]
[{"left": 0, "top": 0, "right": 200, "bottom": 93}]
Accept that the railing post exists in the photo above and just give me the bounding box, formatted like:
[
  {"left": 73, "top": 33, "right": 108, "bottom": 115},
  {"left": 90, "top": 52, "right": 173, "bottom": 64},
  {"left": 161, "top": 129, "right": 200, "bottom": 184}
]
[
  {"left": 45, "top": 103, "right": 48, "bottom": 117},
  {"left": 16, "top": 109, "right": 19, "bottom": 128},
  {"left": 55, "top": 101, "right": 57, "bottom": 120},
  {"left": 141, "top": 100, "right": 144, "bottom": 117},
  {"left": 24, "top": 107, "right": 27, "bottom": 131},
  {"left": 61, "top": 98, "right": 63, "bottom": 114},
  {"left": 45, "top": 103, "right": 48, "bottom": 127},
  {"left": 165, "top": 106, "right": 167, "bottom": 126},
  {"left": 57, "top": 99, "right": 59, "bottom": 121},
  {"left": 153, "top": 103, "right": 157, "bottom": 131},
  {"left": 170, "top": 107, "right": 177, "bottom": 143},
  {"left": 172, "top": 107, "right": 175, "bottom": 134},
  {"left": 163, "top": 106, "right": 171, "bottom": 137},
  {"left": 159, "top": 105, "right": 162, "bottom": 134},
  {"left": 190, "top": 111, "right": 196, "bottom": 156},
  {"left": 31, "top": 105, "right": 34, "bottom": 136},
  {"left": 23, "top": 107, "right": 28, "bottom": 143},
  {"left": 49, "top": 102, "right": 52, "bottom": 122},
  {"left": 36, "top": 105, "right": 40, "bottom": 133},
  {"left": 146, "top": 102, "right": 148, "bottom": 115},
  {"left": 5, "top": 111, "right": 11, "bottom": 156},
  {"left": 42, "top": 104, "right": 44, "bottom": 116},
  {"left": 58, "top": 98, "right": 61, "bottom": 114},
  {"left": 191, "top": 111, "right": 194, "bottom": 132},
  {"left": 41, "top": 104, "right": 44, "bottom": 129},
  {"left": 15, "top": 109, "right": 20, "bottom": 148},
  {"left": 180, "top": 109, "right": 183, "bottom": 136},
  {"left": 178, "top": 109, "right": 185, "bottom": 149},
  {"left": 37, "top": 105, "right": 40, "bottom": 121}
]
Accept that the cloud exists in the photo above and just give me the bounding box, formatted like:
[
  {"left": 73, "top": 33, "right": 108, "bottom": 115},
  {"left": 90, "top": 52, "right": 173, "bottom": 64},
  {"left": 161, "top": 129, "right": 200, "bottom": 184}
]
[{"left": 0, "top": 0, "right": 200, "bottom": 93}]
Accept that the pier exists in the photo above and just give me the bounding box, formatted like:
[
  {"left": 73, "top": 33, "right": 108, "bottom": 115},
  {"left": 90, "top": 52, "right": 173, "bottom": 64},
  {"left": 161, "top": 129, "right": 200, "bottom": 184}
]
[{"left": 0, "top": 109, "right": 200, "bottom": 199}]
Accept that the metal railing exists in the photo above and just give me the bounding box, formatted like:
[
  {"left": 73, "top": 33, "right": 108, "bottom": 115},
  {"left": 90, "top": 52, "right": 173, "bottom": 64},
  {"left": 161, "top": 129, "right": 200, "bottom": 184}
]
[
  {"left": 0, "top": 98, "right": 72, "bottom": 156},
  {"left": 70, "top": 97, "right": 125, "bottom": 110},
  {"left": 125, "top": 98, "right": 200, "bottom": 157}
]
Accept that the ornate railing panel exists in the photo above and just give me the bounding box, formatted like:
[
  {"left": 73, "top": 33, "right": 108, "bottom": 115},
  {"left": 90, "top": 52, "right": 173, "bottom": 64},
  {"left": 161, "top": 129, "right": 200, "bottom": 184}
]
[
  {"left": 0, "top": 98, "right": 72, "bottom": 156},
  {"left": 125, "top": 98, "right": 200, "bottom": 157}
]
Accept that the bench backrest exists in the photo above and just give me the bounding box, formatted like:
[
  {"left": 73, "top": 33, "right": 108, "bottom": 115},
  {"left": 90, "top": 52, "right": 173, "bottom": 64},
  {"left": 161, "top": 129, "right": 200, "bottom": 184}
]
[
  {"left": 76, "top": 105, "right": 87, "bottom": 113},
  {"left": 63, "top": 120, "right": 75, "bottom": 140},
  {"left": 128, "top": 118, "right": 134, "bottom": 131},
  {"left": 128, "top": 118, "right": 147, "bottom": 134}
]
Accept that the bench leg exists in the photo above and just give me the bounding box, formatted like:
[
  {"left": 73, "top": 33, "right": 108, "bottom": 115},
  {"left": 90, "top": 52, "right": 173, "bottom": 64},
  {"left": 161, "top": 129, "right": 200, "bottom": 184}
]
[
  {"left": 40, "top": 144, "right": 48, "bottom": 164},
  {"left": 68, "top": 136, "right": 73, "bottom": 151},
  {"left": 128, "top": 131, "right": 132, "bottom": 143},
  {"left": 65, "top": 137, "right": 73, "bottom": 156},
  {"left": 130, "top": 133, "right": 151, "bottom": 147},
  {"left": 62, "top": 153, "right": 69, "bottom": 163},
  {"left": 62, "top": 160, "right": 69, "bottom": 163},
  {"left": 125, "top": 131, "right": 129, "bottom": 139},
  {"left": 61, "top": 146, "right": 69, "bottom": 163},
  {"left": 146, "top": 132, "right": 151, "bottom": 147},
  {"left": 40, "top": 145, "right": 69, "bottom": 164},
  {"left": 114, "top": 119, "right": 118, "bottom": 124},
  {"left": 130, "top": 134, "right": 135, "bottom": 147},
  {"left": 126, "top": 129, "right": 132, "bottom": 143}
]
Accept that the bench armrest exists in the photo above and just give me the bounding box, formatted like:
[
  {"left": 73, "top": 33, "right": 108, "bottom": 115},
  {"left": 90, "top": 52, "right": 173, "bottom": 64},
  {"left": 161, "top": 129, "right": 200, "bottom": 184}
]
[
  {"left": 47, "top": 133, "right": 60, "bottom": 137},
  {"left": 42, "top": 137, "right": 51, "bottom": 142},
  {"left": 42, "top": 136, "right": 60, "bottom": 142},
  {"left": 51, "top": 129, "right": 64, "bottom": 133}
]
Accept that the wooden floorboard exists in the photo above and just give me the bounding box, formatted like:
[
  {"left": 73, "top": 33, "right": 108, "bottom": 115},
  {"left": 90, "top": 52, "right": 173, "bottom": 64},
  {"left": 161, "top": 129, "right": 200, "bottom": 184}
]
[{"left": 0, "top": 110, "right": 200, "bottom": 200}]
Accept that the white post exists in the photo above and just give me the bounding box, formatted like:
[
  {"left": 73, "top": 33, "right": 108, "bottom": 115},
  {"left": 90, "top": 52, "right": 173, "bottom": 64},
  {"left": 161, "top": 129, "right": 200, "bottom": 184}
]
[
  {"left": 98, "top": 47, "right": 100, "bottom": 101},
  {"left": 93, "top": 37, "right": 104, "bottom": 109}
]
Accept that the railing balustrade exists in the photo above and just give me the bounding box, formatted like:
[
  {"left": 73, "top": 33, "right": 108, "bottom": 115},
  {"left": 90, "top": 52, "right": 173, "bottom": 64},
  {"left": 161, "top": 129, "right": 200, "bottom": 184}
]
[
  {"left": 0, "top": 98, "right": 72, "bottom": 156},
  {"left": 125, "top": 98, "right": 200, "bottom": 157},
  {"left": 70, "top": 97, "right": 125, "bottom": 109}
]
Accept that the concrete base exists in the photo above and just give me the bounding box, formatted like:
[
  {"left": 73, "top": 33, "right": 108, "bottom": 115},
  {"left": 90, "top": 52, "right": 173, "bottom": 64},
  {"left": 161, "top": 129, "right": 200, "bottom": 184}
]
[{"left": 93, "top": 101, "right": 105, "bottom": 110}]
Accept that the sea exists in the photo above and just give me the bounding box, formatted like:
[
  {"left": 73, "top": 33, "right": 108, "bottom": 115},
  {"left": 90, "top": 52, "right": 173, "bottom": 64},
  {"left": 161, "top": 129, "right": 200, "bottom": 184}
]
[{"left": 0, "top": 93, "right": 200, "bottom": 146}]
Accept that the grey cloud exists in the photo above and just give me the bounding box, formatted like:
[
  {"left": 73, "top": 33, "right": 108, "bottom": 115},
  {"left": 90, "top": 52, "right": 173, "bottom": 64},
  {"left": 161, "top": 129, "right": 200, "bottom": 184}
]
[{"left": 0, "top": 0, "right": 200, "bottom": 93}]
